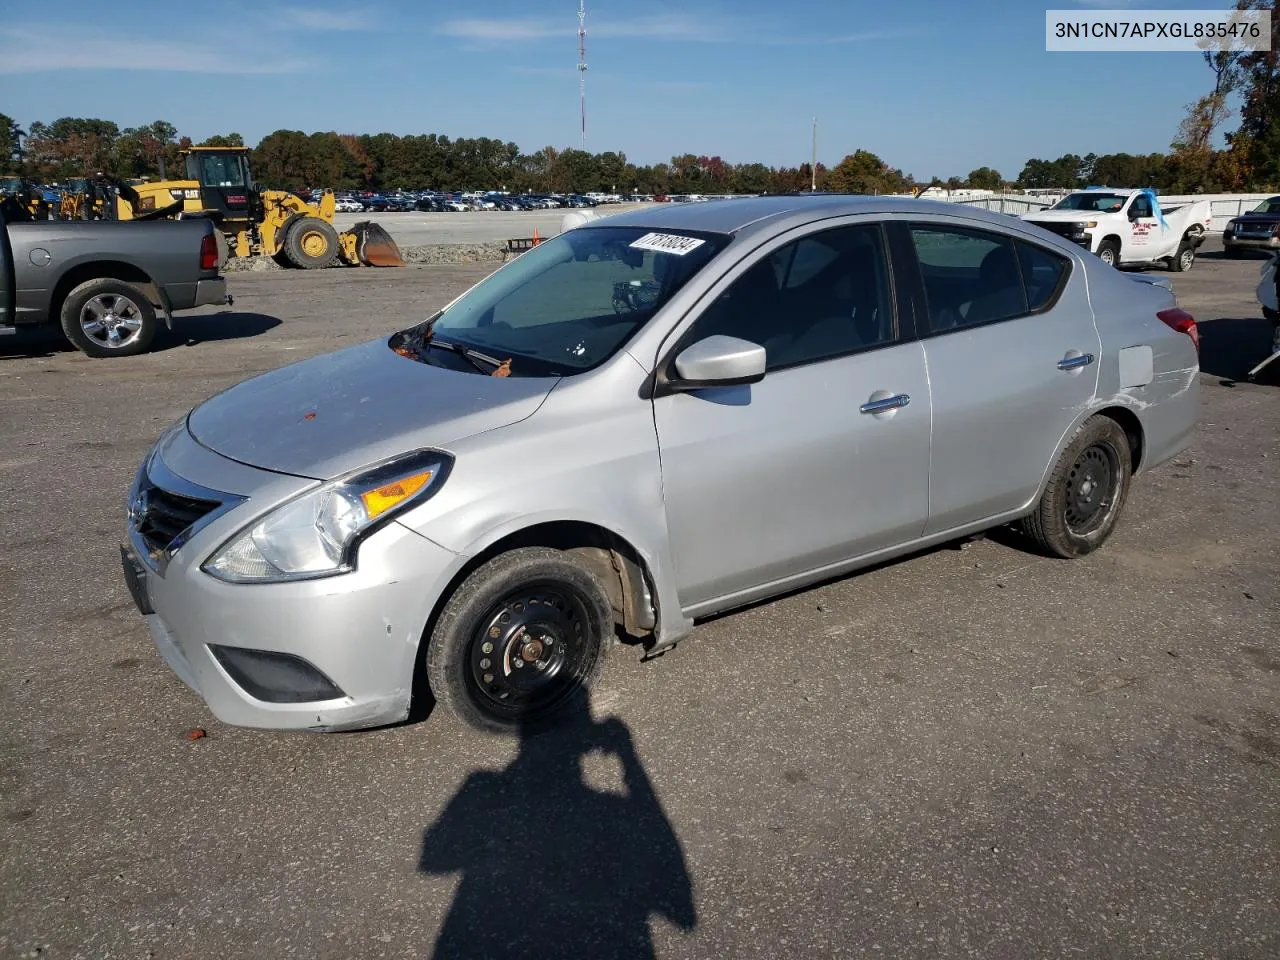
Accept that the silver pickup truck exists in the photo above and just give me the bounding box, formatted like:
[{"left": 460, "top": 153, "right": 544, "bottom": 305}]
[{"left": 0, "top": 207, "right": 230, "bottom": 357}]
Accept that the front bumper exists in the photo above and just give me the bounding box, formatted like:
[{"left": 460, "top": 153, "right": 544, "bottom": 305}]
[{"left": 122, "top": 428, "right": 462, "bottom": 732}]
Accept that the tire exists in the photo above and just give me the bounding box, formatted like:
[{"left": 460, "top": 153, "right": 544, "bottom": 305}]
[
  {"left": 1019, "top": 416, "right": 1132, "bottom": 559},
  {"left": 425, "top": 547, "right": 612, "bottom": 735},
  {"left": 1097, "top": 240, "right": 1120, "bottom": 268},
  {"left": 1169, "top": 241, "right": 1195, "bottom": 272},
  {"left": 59, "top": 278, "right": 158, "bottom": 358},
  {"left": 281, "top": 216, "right": 339, "bottom": 269}
]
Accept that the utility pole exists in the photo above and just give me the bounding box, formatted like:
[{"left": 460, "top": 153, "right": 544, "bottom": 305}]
[
  {"left": 810, "top": 117, "right": 817, "bottom": 192},
  {"left": 578, "top": 1, "right": 588, "bottom": 151}
]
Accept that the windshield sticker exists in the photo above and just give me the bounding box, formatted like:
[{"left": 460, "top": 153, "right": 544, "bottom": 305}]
[{"left": 629, "top": 233, "right": 706, "bottom": 256}]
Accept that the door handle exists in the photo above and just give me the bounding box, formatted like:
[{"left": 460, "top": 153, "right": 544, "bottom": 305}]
[
  {"left": 1057, "top": 353, "right": 1094, "bottom": 371},
  {"left": 860, "top": 393, "right": 911, "bottom": 414}
]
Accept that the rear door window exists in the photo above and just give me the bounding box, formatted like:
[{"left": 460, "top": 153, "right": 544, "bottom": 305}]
[{"left": 909, "top": 226, "right": 1028, "bottom": 332}]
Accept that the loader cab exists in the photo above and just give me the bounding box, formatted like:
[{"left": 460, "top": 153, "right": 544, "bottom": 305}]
[{"left": 183, "top": 148, "right": 255, "bottom": 225}]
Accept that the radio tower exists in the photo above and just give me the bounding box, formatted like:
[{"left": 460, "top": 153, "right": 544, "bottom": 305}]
[{"left": 578, "top": 0, "right": 588, "bottom": 150}]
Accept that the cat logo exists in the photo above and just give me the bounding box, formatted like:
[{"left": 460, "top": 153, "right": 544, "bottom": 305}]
[{"left": 169, "top": 188, "right": 200, "bottom": 200}]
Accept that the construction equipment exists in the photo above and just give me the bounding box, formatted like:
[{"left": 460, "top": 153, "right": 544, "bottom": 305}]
[
  {"left": 1, "top": 176, "right": 53, "bottom": 221},
  {"left": 56, "top": 178, "right": 110, "bottom": 221},
  {"left": 102, "top": 147, "right": 403, "bottom": 269}
]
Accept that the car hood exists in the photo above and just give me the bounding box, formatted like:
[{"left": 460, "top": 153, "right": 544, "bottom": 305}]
[
  {"left": 186, "top": 338, "right": 556, "bottom": 480},
  {"left": 1232, "top": 213, "right": 1280, "bottom": 226},
  {"left": 1022, "top": 209, "right": 1114, "bottom": 222}
]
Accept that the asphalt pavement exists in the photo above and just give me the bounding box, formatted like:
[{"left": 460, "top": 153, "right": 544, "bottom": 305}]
[{"left": 1, "top": 241, "right": 1277, "bottom": 959}]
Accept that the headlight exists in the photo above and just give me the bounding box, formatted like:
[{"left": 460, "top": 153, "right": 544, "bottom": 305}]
[
  {"left": 1227, "top": 220, "right": 1239, "bottom": 231},
  {"left": 202, "top": 450, "right": 452, "bottom": 583},
  {"left": 1084, "top": 220, "right": 1097, "bottom": 229}
]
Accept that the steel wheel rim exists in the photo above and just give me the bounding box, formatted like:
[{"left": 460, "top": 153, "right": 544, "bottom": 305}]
[
  {"left": 1180, "top": 248, "right": 1194, "bottom": 269},
  {"left": 300, "top": 230, "right": 329, "bottom": 257},
  {"left": 1064, "top": 443, "right": 1119, "bottom": 535},
  {"left": 468, "top": 582, "right": 593, "bottom": 718},
  {"left": 80, "top": 293, "right": 144, "bottom": 349},
  {"left": 1100, "top": 249, "right": 1115, "bottom": 265}
]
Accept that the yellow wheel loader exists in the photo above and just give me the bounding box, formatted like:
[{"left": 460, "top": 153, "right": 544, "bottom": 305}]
[{"left": 102, "top": 147, "right": 403, "bottom": 269}]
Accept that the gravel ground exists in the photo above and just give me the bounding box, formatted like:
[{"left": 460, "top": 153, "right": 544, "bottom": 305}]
[{"left": 0, "top": 242, "right": 1277, "bottom": 960}]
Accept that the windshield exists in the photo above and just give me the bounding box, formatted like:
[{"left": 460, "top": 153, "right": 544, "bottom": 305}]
[
  {"left": 398, "top": 226, "right": 730, "bottom": 377},
  {"left": 200, "top": 154, "right": 245, "bottom": 187},
  {"left": 1052, "top": 192, "right": 1128, "bottom": 212},
  {"left": 1251, "top": 197, "right": 1280, "bottom": 214}
]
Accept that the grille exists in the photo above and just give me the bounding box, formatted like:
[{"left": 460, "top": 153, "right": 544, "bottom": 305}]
[
  {"left": 1027, "top": 220, "right": 1080, "bottom": 239},
  {"left": 136, "top": 486, "right": 221, "bottom": 555}
]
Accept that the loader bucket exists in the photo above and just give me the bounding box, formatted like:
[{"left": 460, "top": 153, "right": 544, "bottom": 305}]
[{"left": 347, "top": 220, "right": 404, "bottom": 267}]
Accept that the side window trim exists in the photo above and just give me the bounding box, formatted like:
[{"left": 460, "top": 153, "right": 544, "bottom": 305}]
[
  {"left": 900, "top": 219, "right": 1072, "bottom": 338},
  {"left": 653, "top": 217, "right": 907, "bottom": 382}
]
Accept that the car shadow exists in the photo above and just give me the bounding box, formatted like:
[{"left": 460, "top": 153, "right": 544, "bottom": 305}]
[
  {"left": 154, "top": 311, "right": 282, "bottom": 351},
  {"left": 1199, "top": 316, "right": 1279, "bottom": 383},
  {"left": 0, "top": 312, "right": 281, "bottom": 359},
  {"left": 418, "top": 693, "right": 696, "bottom": 959}
]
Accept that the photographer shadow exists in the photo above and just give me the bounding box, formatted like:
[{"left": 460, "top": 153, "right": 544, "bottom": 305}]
[{"left": 419, "top": 694, "right": 695, "bottom": 959}]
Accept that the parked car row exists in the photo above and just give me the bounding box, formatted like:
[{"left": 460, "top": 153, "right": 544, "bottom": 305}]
[{"left": 323, "top": 190, "right": 611, "bottom": 214}]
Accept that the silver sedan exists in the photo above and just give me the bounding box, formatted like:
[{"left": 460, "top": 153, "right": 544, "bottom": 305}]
[{"left": 120, "top": 196, "right": 1200, "bottom": 734}]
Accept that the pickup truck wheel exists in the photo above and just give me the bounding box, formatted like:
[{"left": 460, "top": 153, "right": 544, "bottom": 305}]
[
  {"left": 425, "top": 547, "right": 611, "bottom": 735},
  {"left": 1019, "top": 417, "right": 1131, "bottom": 559},
  {"left": 1170, "top": 242, "right": 1196, "bottom": 272},
  {"left": 1097, "top": 240, "right": 1120, "bottom": 268},
  {"left": 59, "top": 279, "right": 157, "bottom": 358},
  {"left": 282, "top": 216, "right": 339, "bottom": 269}
]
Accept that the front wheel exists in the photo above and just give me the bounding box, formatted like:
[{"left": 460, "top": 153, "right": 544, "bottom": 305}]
[
  {"left": 281, "top": 216, "right": 339, "bottom": 269},
  {"left": 1097, "top": 240, "right": 1120, "bottom": 268},
  {"left": 1020, "top": 417, "right": 1132, "bottom": 559},
  {"left": 425, "top": 548, "right": 612, "bottom": 734}
]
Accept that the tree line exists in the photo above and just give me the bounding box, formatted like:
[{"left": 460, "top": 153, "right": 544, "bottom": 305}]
[
  {"left": 3, "top": 10, "right": 1277, "bottom": 198},
  {"left": 0, "top": 116, "right": 1005, "bottom": 195}
]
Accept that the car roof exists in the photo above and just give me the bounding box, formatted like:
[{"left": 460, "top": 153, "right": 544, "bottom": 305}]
[{"left": 581, "top": 194, "right": 1040, "bottom": 240}]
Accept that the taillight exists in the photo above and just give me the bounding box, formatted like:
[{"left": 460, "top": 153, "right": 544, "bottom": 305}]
[
  {"left": 199, "top": 233, "right": 218, "bottom": 271},
  {"left": 1158, "top": 307, "right": 1199, "bottom": 353}
]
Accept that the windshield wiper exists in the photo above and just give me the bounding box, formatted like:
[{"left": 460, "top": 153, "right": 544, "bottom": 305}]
[{"left": 429, "top": 339, "right": 512, "bottom": 376}]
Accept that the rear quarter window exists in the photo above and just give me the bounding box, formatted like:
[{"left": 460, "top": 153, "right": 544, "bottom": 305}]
[{"left": 1016, "top": 241, "right": 1070, "bottom": 311}]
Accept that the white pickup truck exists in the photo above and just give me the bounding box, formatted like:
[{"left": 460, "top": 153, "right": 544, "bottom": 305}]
[{"left": 1021, "top": 189, "right": 1213, "bottom": 272}]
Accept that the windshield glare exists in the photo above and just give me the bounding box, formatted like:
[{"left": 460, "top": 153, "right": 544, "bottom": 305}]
[
  {"left": 419, "top": 226, "right": 728, "bottom": 376},
  {"left": 1053, "top": 192, "right": 1127, "bottom": 212}
]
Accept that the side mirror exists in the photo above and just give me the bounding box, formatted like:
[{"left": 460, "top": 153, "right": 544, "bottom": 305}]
[{"left": 668, "top": 335, "right": 766, "bottom": 391}]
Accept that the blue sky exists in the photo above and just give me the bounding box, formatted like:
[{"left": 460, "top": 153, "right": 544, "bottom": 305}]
[{"left": 0, "top": 0, "right": 1245, "bottom": 181}]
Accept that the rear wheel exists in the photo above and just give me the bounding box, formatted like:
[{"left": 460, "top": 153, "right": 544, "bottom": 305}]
[
  {"left": 59, "top": 278, "right": 158, "bottom": 358},
  {"left": 425, "top": 548, "right": 612, "bottom": 734},
  {"left": 1020, "top": 417, "right": 1132, "bottom": 559},
  {"left": 1170, "top": 241, "right": 1196, "bottom": 272},
  {"left": 281, "top": 216, "right": 339, "bottom": 269},
  {"left": 1097, "top": 239, "right": 1120, "bottom": 268}
]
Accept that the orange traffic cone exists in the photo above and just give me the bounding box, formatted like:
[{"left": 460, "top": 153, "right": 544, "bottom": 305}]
[{"left": 532, "top": 227, "right": 541, "bottom": 246}]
